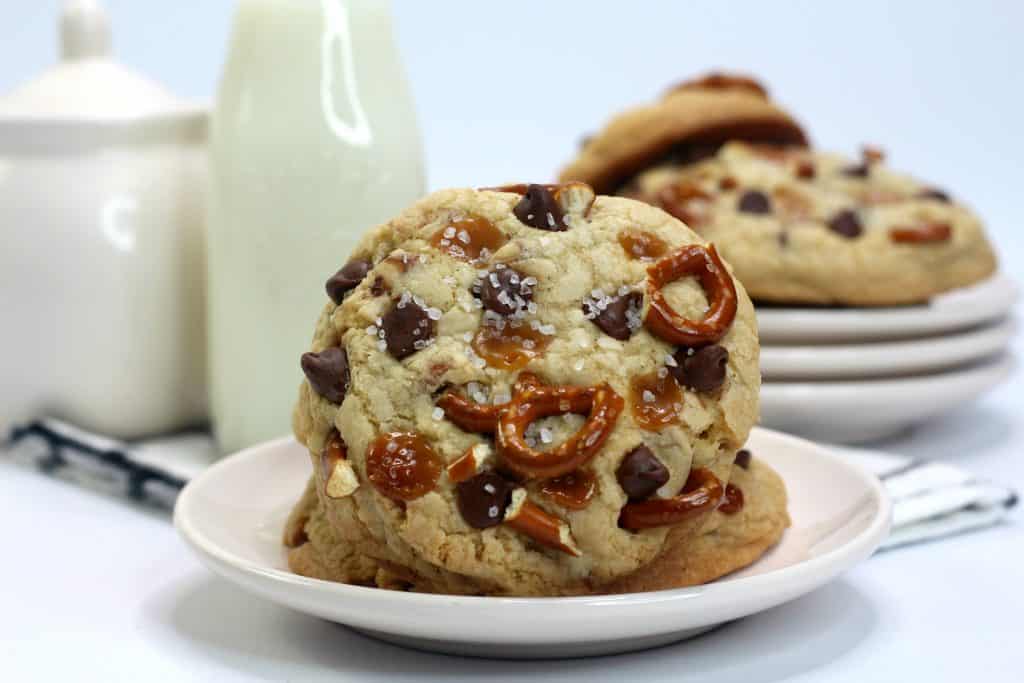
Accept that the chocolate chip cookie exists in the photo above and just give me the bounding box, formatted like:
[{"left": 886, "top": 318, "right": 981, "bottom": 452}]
[
  {"left": 561, "top": 72, "right": 808, "bottom": 196},
  {"left": 285, "top": 449, "right": 789, "bottom": 593},
  {"left": 288, "top": 183, "right": 765, "bottom": 596},
  {"left": 560, "top": 73, "right": 997, "bottom": 305}
]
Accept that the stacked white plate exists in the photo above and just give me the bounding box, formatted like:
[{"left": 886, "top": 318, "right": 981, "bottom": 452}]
[{"left": 756, "top": 274, "right": 1018, "bottom": 444}]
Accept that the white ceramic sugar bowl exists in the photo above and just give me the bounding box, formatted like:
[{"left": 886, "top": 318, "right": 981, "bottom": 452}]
[{"left": 0, "top": 1, "right": 208, "bottom": 439}]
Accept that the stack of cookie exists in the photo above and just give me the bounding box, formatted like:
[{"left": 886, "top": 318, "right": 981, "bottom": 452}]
[
  {"left": 283, "top": 184, "right": 790, "bottom": 596},
  {"left": 559, "top": 73, "right": 1014, "bottom": 443}
]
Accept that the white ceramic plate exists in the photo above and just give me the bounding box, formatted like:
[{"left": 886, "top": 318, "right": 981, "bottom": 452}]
[
  {"left": 761, "top": 353, "right": 1014, "bottom": 444},
  {"left": 175, "top": 427, "right": 890, "bottom": 659},
  {"left": 760, "top": 317, "right": 1015, "bottom": 380},
  {"left": 757, "top": 273, "right": 1018, "bottom": 344}
]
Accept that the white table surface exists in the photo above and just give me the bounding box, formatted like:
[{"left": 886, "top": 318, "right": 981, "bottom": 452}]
[{"left": 3, "top": 347, "right": 1022, "bottom": 682}]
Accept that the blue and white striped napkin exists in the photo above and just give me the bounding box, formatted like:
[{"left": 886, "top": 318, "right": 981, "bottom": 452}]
[
  {"left": 3, "top": 417, "right": 1016, "bottom": 550},
  {"left": 829, "top": 444, "right": 1017, "bottom": 550},
  {"left": 5, "top": 419, "right": 214, "bottom": 509}
]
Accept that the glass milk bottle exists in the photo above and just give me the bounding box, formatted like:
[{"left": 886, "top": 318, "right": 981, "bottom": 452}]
[{"left": 208, "top": 0, "right": 424, "bottom": 453}]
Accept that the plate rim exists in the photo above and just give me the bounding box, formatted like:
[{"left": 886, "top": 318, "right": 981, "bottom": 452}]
[
  {"left": 760, "top": 317, "right": 1016, "bottom": 379},
  {"left": 174, "top": 427, "right": 891, "bottom": 626},
  {"left": 761, "top": 351, "right": 1014, "bottom": 394},
  {"left": 756, "top": 273, "right": 1018, "bottom": 343}
]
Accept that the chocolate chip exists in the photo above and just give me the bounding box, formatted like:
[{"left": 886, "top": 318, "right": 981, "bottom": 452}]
[
  {"left": 583, "top": 290, "right": 643, "bottom": 340},
  {"left": 735, "top": 449, "right": 752, "bottom": 470},
  {"left": 841, "top": 163, "right": 870, "bottom": 178},
  {"left": 737, "top": 190, "right": 772, "bottom": 214},
  {"left": 827, "top": 209, "right": 863, "bottom": 238},
  {"left": 456, "top": 471, "right": 515, "bottom": 528},
  {"left": 670, "top": 345, "right": 729, "bottom": 394},
  {"left": 300, "top": 347, "right": 350, "bottom": 403},
  {"left": 381, "top": 296, "right": 436, "bottom": 359},
  {"left": 919, "top": 188, "right": 951, "bottom": 203},
  {"left": 479, "top": 267, "right": 534, "bottom": 316},
  {"left": 617, "top": 446, "right": 670, "bottom": 500},
  {"left": 795, "top": 160, "right": 816, "bottom": 180},
  {"left": 325, "top": 259, "right": 371, "bottom": 304},
  {"left": 513, "top": 184, "right": 567, "bottom": 231}
]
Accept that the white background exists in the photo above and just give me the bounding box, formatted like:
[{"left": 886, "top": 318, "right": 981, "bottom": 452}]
[
  {"left": 2, "top": 1, "right": 1023, "bottom": 681},
  {"left": 2, "top": 1, "right": 1021, "bottom": 266}
]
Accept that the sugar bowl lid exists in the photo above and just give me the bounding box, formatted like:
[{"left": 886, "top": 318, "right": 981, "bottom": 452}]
[{"left": 0, "top": 0, "right": 205, "bottom": 143}]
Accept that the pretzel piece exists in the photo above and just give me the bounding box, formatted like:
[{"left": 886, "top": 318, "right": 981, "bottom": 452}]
[
  {"left": 619, "top": 468, "right": 724, "bottom": 530},
  {"left": 437, "top": 374, "right": 541, "bottom": 434},
  {"left": 889, "top": 222, "right": 952, "bottom": 244},
  {"left": 644, "top": 244, "right": 738, "bottom": 346},
  {"left": 436, "top": 391, "right": 501, "bottom": 433},
  {"left": 505, "top": 489, "right": 581, "bottom": 556},
  {"left": 497, "top": 377, "right": 624, "bottom": 480}
]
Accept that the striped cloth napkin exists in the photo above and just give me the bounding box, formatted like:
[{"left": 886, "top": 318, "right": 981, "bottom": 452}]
[
  {"left": 3, "top": 418, "right": 1017, "bottom": 550},
  {"left": 829, "top": 444, "right": 1017, "bottom": 550}
]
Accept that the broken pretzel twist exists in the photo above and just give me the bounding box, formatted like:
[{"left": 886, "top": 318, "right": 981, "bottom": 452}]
[
  {"left": 438, "top": 373, "right": 624, "bottom": 480},
  {"left": 619, "top": 468, "right": 724, "bottom": 531},
  {"left": 644, "top": 244, "right": 738, "bottom": 346}
]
